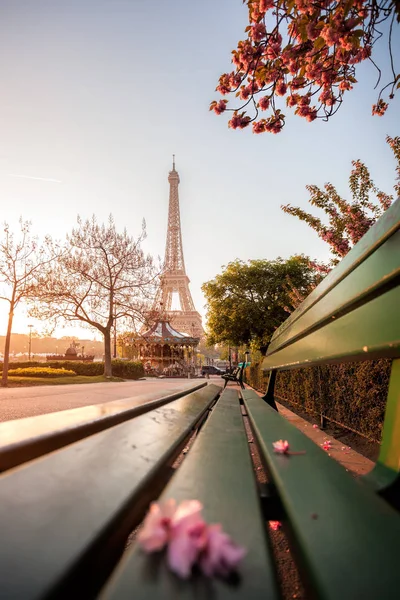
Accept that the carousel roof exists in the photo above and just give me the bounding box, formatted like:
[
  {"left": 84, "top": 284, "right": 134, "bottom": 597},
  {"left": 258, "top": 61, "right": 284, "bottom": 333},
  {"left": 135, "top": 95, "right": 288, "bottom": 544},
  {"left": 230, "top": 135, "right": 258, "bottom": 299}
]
[{"left": 140, "top": 320, "right": 198, "bottom": 344}]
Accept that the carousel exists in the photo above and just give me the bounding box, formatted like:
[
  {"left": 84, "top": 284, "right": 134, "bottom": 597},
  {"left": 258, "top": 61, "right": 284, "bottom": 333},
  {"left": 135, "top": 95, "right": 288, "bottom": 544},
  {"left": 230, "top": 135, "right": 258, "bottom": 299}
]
[{"left": 132, "top": 319, "right": 200, "bottom": 377}]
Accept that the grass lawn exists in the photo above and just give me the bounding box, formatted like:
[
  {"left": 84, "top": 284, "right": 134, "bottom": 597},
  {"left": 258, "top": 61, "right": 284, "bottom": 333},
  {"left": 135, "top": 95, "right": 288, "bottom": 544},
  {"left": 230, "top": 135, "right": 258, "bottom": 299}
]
[{"left": 4, "top": 375, "right": 125, "bottom": 387}]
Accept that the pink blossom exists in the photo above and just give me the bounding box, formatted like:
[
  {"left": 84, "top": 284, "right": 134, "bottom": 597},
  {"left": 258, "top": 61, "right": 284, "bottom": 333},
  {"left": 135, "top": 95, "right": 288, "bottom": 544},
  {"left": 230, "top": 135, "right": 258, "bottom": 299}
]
[
  {"left": 287, "top": 94, "right": 299, "bottom": 107},
  {"left": 213, "top": 100, "right": 228, "bottom": 115},
  {"left": 339, "top": 80, "right": 353, "bottom": 91},
  {"left": 168, "top": 519, "right": 208, "bottom": 579},
  {"left": 269, "top": 521, "right": 282, "bottom": 530},
  {"left": 252, "top": 120, "right": 267, "bottom": 134},
  {"left": 259, "top": 0, "right": 274, "bottom": 11},
  {"left": 275, "top": 81, "right": 288, "bottom": 96},
  {"left": 199, "top": 524, "right": 247, "bottom": 578},
  {"left": 137, "top": 498, "right": 177, "bottom": 551},
  {"left": 273, "top": 439, "right": 290, "bottom": 454},
  {"left": 312, "top": 424, "right": 318, "bottom": 429},
  {"left": 258, "top": 96, "right": 270, "bottom": 110},
  {"left": 228, "top": 114, "right": 251, "bottom": 129},
  {"left": 250, "top": 22, "right": 266, "bottom": 42},
  {"left": 139, "top": 500, "right": 246, "bottom": 579},
  {"left": 372, "top": 99, "right": 388, "bottom": 116}
]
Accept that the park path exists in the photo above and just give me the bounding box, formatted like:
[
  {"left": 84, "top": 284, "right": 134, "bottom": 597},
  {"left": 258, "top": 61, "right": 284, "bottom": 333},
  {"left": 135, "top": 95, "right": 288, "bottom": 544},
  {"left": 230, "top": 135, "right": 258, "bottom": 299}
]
[{"left": 0, "top": 377, "right": 210, "bottom": 422}]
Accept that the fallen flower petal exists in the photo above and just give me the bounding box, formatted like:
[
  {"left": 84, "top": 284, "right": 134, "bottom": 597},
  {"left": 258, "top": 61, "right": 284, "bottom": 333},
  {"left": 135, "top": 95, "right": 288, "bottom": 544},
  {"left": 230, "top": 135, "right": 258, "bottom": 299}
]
[
  {"left": 312, "top": 424, "right": 319, "bottom": 429},
  {"left": 168, "top": 520, "right": 207, "bottom": 579},
  {"left": 269, "top": 521, "right": 282, "bottom": 530},
  {"left": 199, "top": 524, "right": 247, "bottom": 577},
  {"left": 138, "top": 498, "right": 177, "bottom": 552},
  {"left": 273, "top": 439, "right": 290, "bottom": 454},
  {"left": 322, "top": 441, "right": 333, "bottom": 451}
]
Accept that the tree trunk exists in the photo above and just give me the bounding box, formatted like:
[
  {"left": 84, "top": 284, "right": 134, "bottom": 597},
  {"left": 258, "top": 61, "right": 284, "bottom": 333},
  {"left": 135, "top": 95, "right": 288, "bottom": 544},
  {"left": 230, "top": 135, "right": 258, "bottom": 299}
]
[
  {"left": 103, "top": 328, "right": 112, "bottom": 377},
  {"left": 1, "top": 303, "right": 15, "bottom": 387}
]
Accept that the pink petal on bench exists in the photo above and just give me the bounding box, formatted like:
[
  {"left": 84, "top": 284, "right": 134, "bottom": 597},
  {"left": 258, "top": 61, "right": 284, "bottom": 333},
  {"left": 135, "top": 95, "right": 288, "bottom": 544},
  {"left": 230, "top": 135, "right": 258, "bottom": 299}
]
[
  {"left": 137, "top": 499, "right": 177, "bottom": 551},
  {"left": 168, "top": 520, "right": 207, "bottom": 578},
  {"left": 199, "top": 524, "right": 247, "bottom": 578},
  {"left": 272, "top": 439, "right": 290, "bottom": 454}
]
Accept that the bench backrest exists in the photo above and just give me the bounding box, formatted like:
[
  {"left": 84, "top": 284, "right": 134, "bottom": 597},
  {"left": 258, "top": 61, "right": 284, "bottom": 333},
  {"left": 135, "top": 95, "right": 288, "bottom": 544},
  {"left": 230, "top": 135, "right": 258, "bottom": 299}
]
[
  {"left": 263, "top": 196, "right": 400, "bottom": 370},
  {"left": 261, "top": 196, "right": 400, "bottom": 505}
]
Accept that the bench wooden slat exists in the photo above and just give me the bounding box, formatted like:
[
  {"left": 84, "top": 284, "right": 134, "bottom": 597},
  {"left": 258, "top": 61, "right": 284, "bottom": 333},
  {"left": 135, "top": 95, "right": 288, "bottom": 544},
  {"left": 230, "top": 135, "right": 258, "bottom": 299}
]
[
  {"left": 267, "top": 228, "right": 400, "bottom": 355},
  {"left": 242, "top": 388, "right": 400, "bottom": 599},
  {"left": 0, "top": 384, "right": 221, "bottom": 600},
  {"left": 362, "top": 358, "right": 400, "bottom": 498},
  {"left": 101, "top": 388, "right": 279, "bottom": 600},
  {"left": 271, "top": 196, "right": 400, "bottom": 348},
  {"left": 262, "top": 284, "right": 400, "bottom": 370},
  {"left": 0, "top": 381, "right": 206, "bottom": 472}
]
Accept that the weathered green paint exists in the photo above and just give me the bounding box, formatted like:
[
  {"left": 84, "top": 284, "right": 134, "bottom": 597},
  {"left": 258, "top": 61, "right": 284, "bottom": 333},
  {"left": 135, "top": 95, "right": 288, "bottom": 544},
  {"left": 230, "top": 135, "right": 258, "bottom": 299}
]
[
  {"left": 242, "top": 388, "right": 400, "bottom": 599},
  {"left": 102, "top": 388, "right": 279, "bottom": 600},
  {"left": 271, "top": 196, "right": 400, "bottom": 347},
  {"left": 0, "top": 382, "right": 207, "bottom": 473},
  {"left": 262, "top": 284, "right": 400, "bottom": 371},
  {"left": 0, "top": 384, "right": 221, "bottom": 600},
  {"left": 268, "top": 229, "right": 400, "bottom": 354},
  {"left": 363, "top": 358, "right": 400, "bottom": 493}
]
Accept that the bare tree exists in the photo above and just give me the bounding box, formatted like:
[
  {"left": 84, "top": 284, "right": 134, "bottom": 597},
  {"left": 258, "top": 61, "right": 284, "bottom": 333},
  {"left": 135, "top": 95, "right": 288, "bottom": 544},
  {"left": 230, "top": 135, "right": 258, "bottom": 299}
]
[
  {"left": 31, "top": 215, "right": 158, "bottom": 377},
  {"left": 0, "top": 220, "right": 56, "bottom": 386}
]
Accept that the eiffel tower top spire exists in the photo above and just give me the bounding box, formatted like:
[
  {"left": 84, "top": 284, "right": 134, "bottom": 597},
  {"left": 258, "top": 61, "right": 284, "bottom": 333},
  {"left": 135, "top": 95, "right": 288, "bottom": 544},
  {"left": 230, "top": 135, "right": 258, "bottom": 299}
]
[{"left": 165, "top": 157, "right": 185, "bottom": 273}]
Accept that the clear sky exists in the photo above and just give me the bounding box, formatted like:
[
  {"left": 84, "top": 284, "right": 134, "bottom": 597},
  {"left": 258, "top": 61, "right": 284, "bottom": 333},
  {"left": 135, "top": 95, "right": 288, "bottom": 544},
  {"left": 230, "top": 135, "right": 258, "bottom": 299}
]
[{"left": 0, "top": 0, "right": 399, "bottom": 340}]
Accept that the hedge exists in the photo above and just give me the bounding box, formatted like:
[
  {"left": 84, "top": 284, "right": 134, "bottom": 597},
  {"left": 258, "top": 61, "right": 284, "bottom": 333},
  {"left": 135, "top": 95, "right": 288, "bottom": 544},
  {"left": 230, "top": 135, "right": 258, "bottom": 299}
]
[
  {"left": 0, "top": 360, "right": 144, "bottom": 379},
  {"left": 8, "top": 367, "right": 76, "bottom": 378},
  {"left": 244, "top": 359, "right": 392, "bottom": 442}
]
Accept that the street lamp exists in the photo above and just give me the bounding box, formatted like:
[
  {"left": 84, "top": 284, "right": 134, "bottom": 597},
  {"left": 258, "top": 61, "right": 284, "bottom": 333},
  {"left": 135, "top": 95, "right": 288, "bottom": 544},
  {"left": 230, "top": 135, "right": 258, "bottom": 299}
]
[{"left": 28, "top": 324, "right": 33, "bottom": 361}]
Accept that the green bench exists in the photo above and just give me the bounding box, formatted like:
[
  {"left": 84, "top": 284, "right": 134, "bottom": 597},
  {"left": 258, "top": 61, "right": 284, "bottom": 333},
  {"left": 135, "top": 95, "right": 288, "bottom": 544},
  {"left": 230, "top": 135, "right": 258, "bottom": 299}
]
[
  {"left": 0, "top": 198, "right": 399, "bottom": 599},
  {"left": 221, "top": 363, "right": 245, "bottom": 389}
]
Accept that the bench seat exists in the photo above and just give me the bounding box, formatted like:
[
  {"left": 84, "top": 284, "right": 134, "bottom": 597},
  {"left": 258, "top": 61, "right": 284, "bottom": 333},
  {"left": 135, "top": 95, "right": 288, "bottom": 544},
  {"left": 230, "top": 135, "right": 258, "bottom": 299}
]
[
  {"left": 242, "top": 388, "right": 400, "bottom": 599},
  {"left": 0, "top": 384, "right": 220, "bottom": 599},
  {"left": 101, "top": 388, "right": 278, "bottom": 600}
]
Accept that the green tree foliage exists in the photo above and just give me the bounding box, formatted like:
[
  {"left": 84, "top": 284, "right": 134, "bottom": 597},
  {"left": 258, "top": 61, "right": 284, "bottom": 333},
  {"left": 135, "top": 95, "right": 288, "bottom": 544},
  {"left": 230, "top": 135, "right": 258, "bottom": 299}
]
[{"left": 202, "top": 256, "right": 319, "bottom": 351}]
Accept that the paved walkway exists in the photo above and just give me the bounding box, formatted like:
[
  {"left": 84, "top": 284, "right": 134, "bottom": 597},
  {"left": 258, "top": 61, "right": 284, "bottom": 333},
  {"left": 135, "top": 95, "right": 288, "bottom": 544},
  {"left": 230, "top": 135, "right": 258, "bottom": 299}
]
[
  {"left": 0, "top": 376, "right": 375, "bottom": 476},
  {"left": 0, "top": 378, "right": 203, "bottom": 422}
]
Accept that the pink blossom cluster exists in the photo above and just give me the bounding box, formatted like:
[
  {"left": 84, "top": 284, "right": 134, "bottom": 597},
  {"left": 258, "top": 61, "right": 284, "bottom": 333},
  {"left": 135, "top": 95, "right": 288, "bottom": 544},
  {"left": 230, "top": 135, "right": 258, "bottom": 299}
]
[
  {"left": 211, "top": 0, "right": 397, "bottom": 133},
  {"left": 138, "top": 499, "right": 246, "bottom": 579}
]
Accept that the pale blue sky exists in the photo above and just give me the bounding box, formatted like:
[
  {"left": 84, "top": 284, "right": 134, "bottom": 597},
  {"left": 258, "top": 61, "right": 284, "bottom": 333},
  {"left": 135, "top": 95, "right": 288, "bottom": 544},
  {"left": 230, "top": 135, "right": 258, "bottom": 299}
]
[{"left": 0, "top": 0, "right": 399, "bottom": 338}]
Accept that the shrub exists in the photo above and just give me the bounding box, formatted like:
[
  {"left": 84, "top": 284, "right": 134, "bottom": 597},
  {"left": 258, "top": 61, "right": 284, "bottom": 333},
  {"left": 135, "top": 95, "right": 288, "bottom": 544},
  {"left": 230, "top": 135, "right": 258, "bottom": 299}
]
[
  {"left": 8, "top": 367, "right": 76, "bottom": 378},
  {"left": 1, "top": 359, "right": 144, "bottom": 379},
  {"left": 111, "top": 360, "right": 144, "bottom": 379},
  {"left": 245, "top": 359, "right": 391, "bottom": 442},
  {"left": 47, "top": 361, "right": 105, "bottom": 376}
]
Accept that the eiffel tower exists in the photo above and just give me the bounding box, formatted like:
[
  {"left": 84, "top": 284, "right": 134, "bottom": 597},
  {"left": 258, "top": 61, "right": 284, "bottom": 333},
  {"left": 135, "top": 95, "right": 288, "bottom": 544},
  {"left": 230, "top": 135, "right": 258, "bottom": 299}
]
[{"left": 153, "top": 157, "right": 203, "bottom": 338}]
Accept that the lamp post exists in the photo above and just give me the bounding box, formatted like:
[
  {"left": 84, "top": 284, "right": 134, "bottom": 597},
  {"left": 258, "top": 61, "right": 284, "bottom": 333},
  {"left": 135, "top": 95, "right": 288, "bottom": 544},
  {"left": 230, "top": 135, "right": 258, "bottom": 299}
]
[
  {"left": 28, "top": 324, "right": 33, "bottom": 361},
  {"left": 113, "top": 301, "right": 117, "bottom": 359}
]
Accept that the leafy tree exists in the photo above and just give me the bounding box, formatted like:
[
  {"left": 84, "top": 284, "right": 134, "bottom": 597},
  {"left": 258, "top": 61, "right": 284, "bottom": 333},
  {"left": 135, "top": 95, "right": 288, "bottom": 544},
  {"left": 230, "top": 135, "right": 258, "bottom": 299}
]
[
  {"left": 282, "top": 135, "right": 399, "bottom": 265},
  {"left": 210, "top": 0, "right": 399, "bottom": 133},
  {"left": 202, "top": 256, "right": 319, "bottom": 351},
  {"left": 31, "top": 216, "right": 158, "bottom": 377},
  {"left": 0, "top": 220, "right": 56, "bottom": 386}
]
